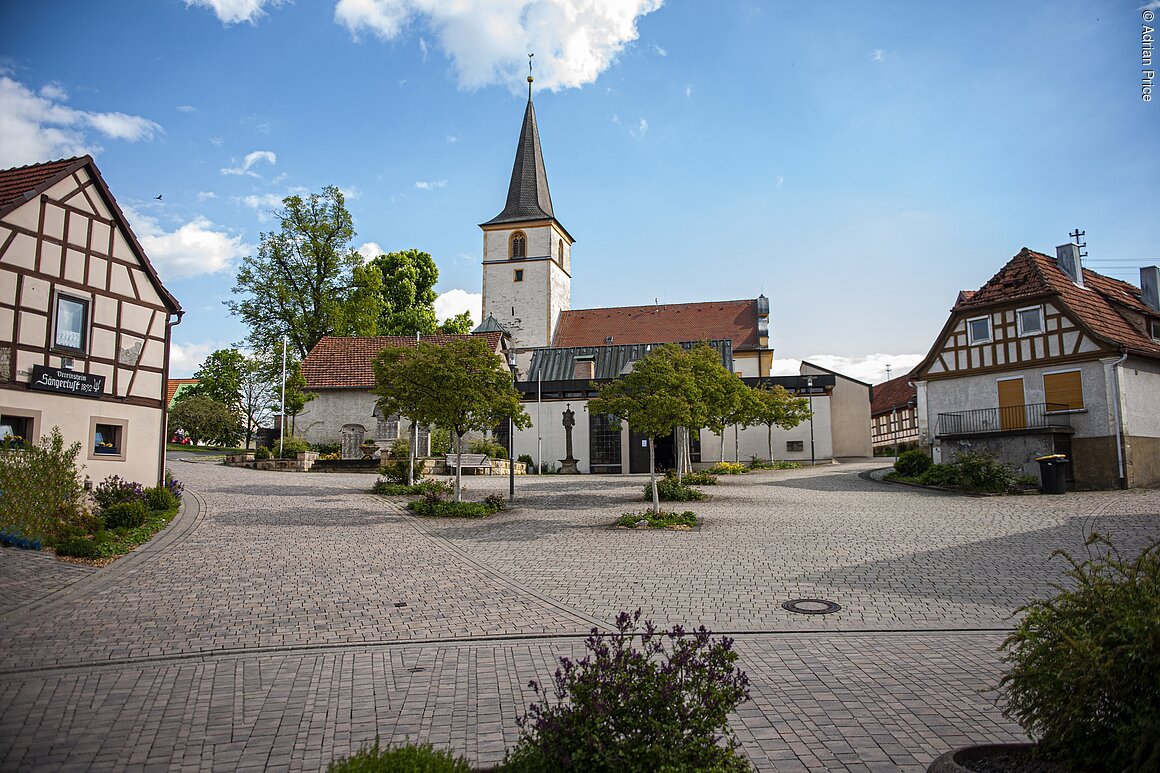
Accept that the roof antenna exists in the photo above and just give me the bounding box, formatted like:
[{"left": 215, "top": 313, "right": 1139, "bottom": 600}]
[{"left": 527, "top": 53, "right": 534, "bottom": 101}]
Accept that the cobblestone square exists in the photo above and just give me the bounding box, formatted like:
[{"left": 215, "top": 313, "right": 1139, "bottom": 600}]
[{"left": 1, "top": 455, "right": 1157, "bottom": 771}]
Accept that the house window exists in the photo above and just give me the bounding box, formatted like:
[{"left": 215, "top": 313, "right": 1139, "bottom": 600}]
[
  {"left": 1017, "top": 306, "right": 1043, "bottom": 336},
  {"left": 514, "top": 269, "right": 524, "bottom": 282},
  {"left": 89, "top": 417, "right": 127, "bottom": 461},
  {"left": 786, "top": 440, "right": 804, "bottom": 452},
  {"left": 967, "top": 316, "right": 992, "bottom": 345},
  {"left": 53, "top": 294, "right": 89, "bottom": 353},
  {"left": 1151, "top": 319, "right": 1160, "bottom": 341},
  {"left": 589, "top": 412, "right": 622, "bottom": 469},
  {"left": 1044, "top": 370, "right": 1084, "bottom": 411},
  {"left": 0, "top": 414, "right": 32, "bottom": 448},
  {"left": 510, "top": 232, "right": 526, "bottom": 259}
]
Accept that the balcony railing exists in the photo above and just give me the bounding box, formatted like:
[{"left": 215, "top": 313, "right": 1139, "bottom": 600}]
[{"left": 936, "top": 403, "right": 1072, "bottom": 437}]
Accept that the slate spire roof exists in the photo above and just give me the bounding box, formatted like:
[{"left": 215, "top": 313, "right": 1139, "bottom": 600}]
[{"left": 481, "top": 93, "right": 556, "bottom": 227}]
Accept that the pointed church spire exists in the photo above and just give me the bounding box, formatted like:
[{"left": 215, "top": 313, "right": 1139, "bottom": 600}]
[{"left": 481, "top": 56, "right": 556, "bottom": 227}]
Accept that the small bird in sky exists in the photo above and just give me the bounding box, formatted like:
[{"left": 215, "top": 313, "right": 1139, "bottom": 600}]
[{"left": 155, "top": 194, "right": 163, "bottom": 200}]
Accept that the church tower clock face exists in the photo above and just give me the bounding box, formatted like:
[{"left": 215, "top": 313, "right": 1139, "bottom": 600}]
[{"left": 479, "top": 78, "right": 573, "bottom": 374}]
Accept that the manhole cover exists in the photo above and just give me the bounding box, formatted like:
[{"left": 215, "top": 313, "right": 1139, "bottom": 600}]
[{"left": 782, "top": 598, "right": 841, "bottom": 615}]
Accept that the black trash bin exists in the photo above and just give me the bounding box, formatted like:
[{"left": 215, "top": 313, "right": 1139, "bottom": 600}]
[{"left": 1037, "top": 456, "right": 1069, "bottom": 494}]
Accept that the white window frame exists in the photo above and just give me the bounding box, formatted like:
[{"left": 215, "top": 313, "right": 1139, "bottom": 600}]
[
  {"left": 966, "top": 315, "right": 992, "bottom": 345},
  {"left": 1016, "top": 305, "right": 1044, "bottom": 337},
  {"left": 52, "top": 292, "right": 90, "bottom": 355}
]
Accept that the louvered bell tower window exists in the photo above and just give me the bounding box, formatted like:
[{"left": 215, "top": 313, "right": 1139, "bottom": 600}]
[{"left": 510, "top": 232, "right": 526, "bottom": 259}]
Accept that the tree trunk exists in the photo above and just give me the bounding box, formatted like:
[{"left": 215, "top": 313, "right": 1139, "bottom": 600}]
[
  {"left": 649, "top": 436, "right": 659, "bottom": 514},
  {"left": 734, "top": 424, "right": 740, "bottom": 463},
  {"left": 407, "top": 419, "right": 416, "bottom": 487},
  {"left": 767, "top": 424, "right": 773, "bottom": 462},
  {"left": 675, "top": 427, "right": 683, "bottom": 484},
  {"left": 719, "top": 432, "right": 726, "bottom": 463},
  {"left": 454, "top": 430, "right": 464, "bottom": 503}
]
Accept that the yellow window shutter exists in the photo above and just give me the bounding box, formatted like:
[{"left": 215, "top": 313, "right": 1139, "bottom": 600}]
[{"left": 1044, "top": 371, "right": 1084, "bottom": 410}]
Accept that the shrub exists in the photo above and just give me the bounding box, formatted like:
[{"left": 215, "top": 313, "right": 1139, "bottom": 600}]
[
  {"left": 468, "top": 437, "right": 507, "bottom": 460},
  {"left": 616, "top": 510, "right": 697, "bottom": 529},
  {"left": 682, "top": 470, "right": 718, "bottom": 485},
  {"left": 327, "top": 739, "right": 471, "bottom": 773},
  {"left": 313, "top": 442, "right": 341, "bottom": 456},
  {"left": 378, "top": 450, "right": 426, "bottom": 485},
  {"left": 707, "top": 461, "right": 747, "bottom": 475},
  {"left": 645, "top": 476, "right": 708, "bottom": 502},
  {"left": 1000, "top": 536, "right": 1160, "bottom": 772},
  {"left": 371, "top": 479, "right": 451, "bottom": 497},
  {"left": 277, "top": 436, "right": 310, "bottom": 458},
  {"left": 894, "top": 449, "right": 932, "bottom": 477},
  {"left": 503, "top": 609, "right": 751, "bottom": 772},
  {"left": 163, "top": 469, "right": 184, "bottom": 501},
  {"left": 407, "top": 499, "right": 495, "bottom": 518},
  {"left": 517, "top": 453, "right": 534, "bottom": 466},
  {"left": 54, "top": 535, "right": 105, "bottom": 559},
  {"left": 916, "top": 463, "right": 957, "bottom": 487},
  {"left": 483, "top": 493, "right": 507, "bottom": 512},
  {"left": 94, "top": 475, "right": 146, "bottom": 510},
  {"left": 144, "top": 485, "right": 179, "bottom": 512},
  {"left": 254, "top": 445, "right": 271, "bottom": 460},
  {"left": 0, "top": 427, "right": 86, "bottom": 546},
  {"left": 103, "top": 500, "right": 148, "bottom": 529},
  {"left": 952, "top": 451, "right": 1017, "bottom": 493},
  {"left": 430, "top": 427, "right": 452, "bottom": 457}
]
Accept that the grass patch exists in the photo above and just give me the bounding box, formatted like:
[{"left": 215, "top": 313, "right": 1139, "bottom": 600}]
[
  {"left": 328, "top": 739, "right": 471, "bottom": 772},
  {"left": 371, "top": 479, "right": 452, "bottom": 497},
  {"left": 407, "top": 494, "right": 506, "bottom": 518},
  {"left": 52, "top": 505, "right": 179, "bottom": 562},
  {"left": 747, "top": 459, "right": 801, "bottom": 471},
  {"left": 616, "top": 510, "right": 697, "bottom": 529},
  {"left": 166, "top": 443, "right": 247, "bottom": 455}
]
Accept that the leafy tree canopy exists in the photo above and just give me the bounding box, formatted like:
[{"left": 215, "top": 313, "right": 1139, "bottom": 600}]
[
  {"left": 437, "top": 311, "right": 474, "bottom": 335},
  {"left": 369, "top": 249, "right": 440, "bottom": 335},
  {"left": 169, "top": 395, "right": 243, "bottom": 447},
  {"left": 373, "top": 337, "right": 529, "bottom": 501},
  {"left": 226, "top": 186, "right": 382, "bottom": 359},
  {"left": 188, "top": 348, "right": 245, "bottom": 411}
]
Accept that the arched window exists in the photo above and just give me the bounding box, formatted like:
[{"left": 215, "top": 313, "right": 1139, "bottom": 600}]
[{"left": 510, "top": 231, "right": 526, "bottom": 259}]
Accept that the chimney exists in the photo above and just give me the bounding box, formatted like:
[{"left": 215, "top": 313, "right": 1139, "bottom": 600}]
[
  {"left": 573, "top": 356, "right": 595, "bottom": 380},
  {"left": 1142, "top": 266, "right": 1160, "bottom": 312},
  {"left": 1055, "top": 243, "right": 1085, "bottom": 288}
]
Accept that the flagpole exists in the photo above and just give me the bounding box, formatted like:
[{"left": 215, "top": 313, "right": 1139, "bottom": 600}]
[{"left": 279, "top": 335, "right": 287, "bottom": 456}]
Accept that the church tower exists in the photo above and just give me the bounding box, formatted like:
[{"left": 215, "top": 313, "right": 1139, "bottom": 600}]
[{"left": 480, "top": 74, "right": 573, "bottom": 375}]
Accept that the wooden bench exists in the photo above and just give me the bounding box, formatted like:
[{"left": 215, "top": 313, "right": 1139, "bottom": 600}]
[{"left": 445, "top": 453, "right": 493, "bottom": 474}]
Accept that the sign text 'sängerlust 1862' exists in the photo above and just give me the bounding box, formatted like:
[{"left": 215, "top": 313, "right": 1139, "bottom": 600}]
[{"left": 29, "top": 365, "right": 105, "bottom": 398}]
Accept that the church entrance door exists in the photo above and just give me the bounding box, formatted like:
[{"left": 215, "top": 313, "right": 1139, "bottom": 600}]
[{"left": 628, "top": 429, "right": 675, "bottom": 473}]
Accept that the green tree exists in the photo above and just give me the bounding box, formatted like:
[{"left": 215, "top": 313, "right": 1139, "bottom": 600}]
[
  {"left": 676, "top": 344, "right": 749, "bottom": 478},
  {"left": 227, "top": 186, "right": 383, "bottom": 359},
  {"left": 437, "top": 311, "right": 474, "bottom": 335},
  {"left": 188, "top": 348, "right": 245, "bottom": 411},
  {"left": 282, "top": 360, "right": 316, "bottom": 436},
  {"left": 589, "top": 344, "right": 698, "bottom": 513},
  {"left": 169, "top": 395, "right": 243, "bottom": 446},
  {"left": 749, "top": 384, "right": 812, "bottom": 462},
  {"left": 373, "top": 337, "right": 529, "bottom": 502},
  {"left": 238, "top": 355, "right": 276, "bottom": 448},
  {"left": 369, "top": 249, "right": 440, "bottom": 335}
]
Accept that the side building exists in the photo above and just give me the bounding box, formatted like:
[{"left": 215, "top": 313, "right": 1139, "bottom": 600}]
[
  {"left": 913, "top": 246, "right": 1160, "bottom": 488},
  {"left": 0, "top": 156, "right": 182, "bottom": 485},
  {"left": 870, "top": 373, "right": 919, "bottom": 453}
]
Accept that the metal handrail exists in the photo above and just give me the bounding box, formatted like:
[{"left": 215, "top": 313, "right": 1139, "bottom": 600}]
[{"left": 937, "top": 403, "right": 1071, "bottom": 437}]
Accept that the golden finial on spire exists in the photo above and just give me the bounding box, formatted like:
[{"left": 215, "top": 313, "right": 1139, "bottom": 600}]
[{"left": 527, "top": 53, "right": 534, "bottom": 100}]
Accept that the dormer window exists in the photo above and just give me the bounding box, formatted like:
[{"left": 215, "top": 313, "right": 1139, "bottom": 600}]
[
  {"left": 510, "top": 232, "right": 526, "bottom": 259},
  {"left": 1151, "top": 319, "right": 1160, "bottom": 341}
]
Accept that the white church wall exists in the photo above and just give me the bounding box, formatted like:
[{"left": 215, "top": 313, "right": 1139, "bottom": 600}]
[
  {"left": 513, "top": 398, "right": 592, "bottom": 473},
  {"left": 696, "top": 396, "right": 834, "bottom": 464}
]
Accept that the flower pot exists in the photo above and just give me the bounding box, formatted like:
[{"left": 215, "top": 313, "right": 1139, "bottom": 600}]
[{"left": 927, "top": 742, "right": 1073, "bottom": 772}]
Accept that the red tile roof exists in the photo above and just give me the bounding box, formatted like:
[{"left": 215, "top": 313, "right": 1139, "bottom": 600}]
[
  {"left": 554, "top": 299, "right": 763, "bottom": 351},
  {"left": 0, "top": 157, "right": 84, "bottom": 215},
  {"left": 302, "top": 332, "right": 505, "bottom": 390},
  {"left": 166, "top": 378, "right": 199, "bottom": 406},
  {"left": 870, "top": 373, "right": 916, "bottom": 415},
  {"left": 955, "top": 248, "right": 1160, "bottom": 359}
]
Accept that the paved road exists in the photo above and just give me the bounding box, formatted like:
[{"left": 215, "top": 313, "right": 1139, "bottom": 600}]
[{"left": 1, "top": 457, "right": 1156, "bottom": 771}]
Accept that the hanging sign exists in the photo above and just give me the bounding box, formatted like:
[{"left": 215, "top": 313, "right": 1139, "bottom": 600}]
[{"left": 29, "top": 365, "right": 105, "bottom": 398}]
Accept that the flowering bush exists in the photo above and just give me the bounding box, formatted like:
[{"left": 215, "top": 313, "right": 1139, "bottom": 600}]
[
  {"left": 93, "top": 475, "right": 146, "bottom": 511},
  {"left": 503, "top": 610, "right": 751, "bottom": 772},
  {"left": 163, "top": 469, "right": 184, "bottom": 501},
  {"left": 707, "top": 461, "right": 747, "bottom": 475}
]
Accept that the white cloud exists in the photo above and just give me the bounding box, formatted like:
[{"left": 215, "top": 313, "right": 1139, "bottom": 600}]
[
  {"left": 630, "top": 118, "right": 648, "bottom": 138},
  {"left": 775, "top": 175, "right": 784, "bottom": 189},
  {"left": 220, "top": 149, "right": 276, "bottom": 177},
  {"left": 169, "top": 341, "right": 220, "bottom": 378},
  {"left": 357, "top": 241, "right": 384, "bottom": 261},
  {"left": 124, "top": 206, "right": 252, "bottom": 279},
  {"left": 1141, "top": 1, "right": 1160, "bottom": 10},
  {"left": 610, "top": 113, "right": 621, "bottom": 125},
  {"left": 210, "top": 135, "right": 225, "bottom": 146},
  {"left": 339, "top": 184, "right": 361, "bottom": 200},
  {"left": 414, "top": 179, "right": 447, "bottom": 190},
  {"left": 0, "top": 76, "right": 162, "bottom": 168},
  {"left": 184, "top": 0, "right": 283, "bottom": 25},
  {"left": 870, "top": 48, "right": 885, "bottom": 63},
  {"left": 419, "top": 37, "right": 429, "bottom": 62},
  {"left": 434, "top": 288, "right": 482, "bottom": 326},
  {"left": 176, "top": 104, "right": 198, "bottom": 113},
  {"left": 196, "top": 191, "right": 217, "bottom": 200},
  {"left": 652, "top": 42, "right": 667, "bottom": 56},
  {"left": 445, "top": 134, "right": 460, "bottom": 143},
  {"left": 334, "top": 0, "right": 664, "bottom": 91},
  {"left": 685, "top": 84, "right": 693, "bottom": 98},
  {"left": 771, "top": 353, "right": 925, "bottom": 385}
]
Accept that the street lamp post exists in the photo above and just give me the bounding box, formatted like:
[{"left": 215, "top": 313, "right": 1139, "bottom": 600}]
[
  {"left": 508, "top": 354, "right": 517, "bottom": 501},
  {"left": 806, "top": 374, "right": 815, "bottom": 466}
]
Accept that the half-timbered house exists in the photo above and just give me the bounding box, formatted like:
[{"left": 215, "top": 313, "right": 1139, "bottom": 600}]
[
  {"left": 913, "top": 246, "right": 1160, "bottom": 488},
  {"left": 0, "top": 157, "right": 182, "bottom": 486}
]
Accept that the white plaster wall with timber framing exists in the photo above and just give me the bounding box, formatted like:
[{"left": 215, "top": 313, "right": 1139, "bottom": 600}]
[
  {"left": 923, "top": 361, "right": 1111, "bottom": 440},
  {"left": 0, "top": 159, "right": 179, "bottom": 486}
]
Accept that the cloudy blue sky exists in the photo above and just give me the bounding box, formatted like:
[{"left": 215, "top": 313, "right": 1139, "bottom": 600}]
[{"left": 2, "top": 1, "right": 1157, "bottom": 380}]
